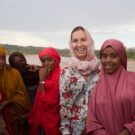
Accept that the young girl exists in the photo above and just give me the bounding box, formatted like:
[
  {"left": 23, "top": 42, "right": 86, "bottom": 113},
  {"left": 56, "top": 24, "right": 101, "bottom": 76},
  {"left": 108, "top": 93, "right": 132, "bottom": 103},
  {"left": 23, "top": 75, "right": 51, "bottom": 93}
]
[
  {"left": 29, "top": 47, "right": 61, "bottom": 135},
  {"left": 87, "top": 39, "right": 135, "bottom": 135}
]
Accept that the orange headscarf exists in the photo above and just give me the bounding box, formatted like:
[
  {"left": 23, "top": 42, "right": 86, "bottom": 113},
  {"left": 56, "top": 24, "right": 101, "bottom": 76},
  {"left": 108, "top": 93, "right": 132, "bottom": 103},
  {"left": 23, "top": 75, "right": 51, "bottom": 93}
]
[{"left": 0, "top": 46, "right": 6, "bottom": 55}]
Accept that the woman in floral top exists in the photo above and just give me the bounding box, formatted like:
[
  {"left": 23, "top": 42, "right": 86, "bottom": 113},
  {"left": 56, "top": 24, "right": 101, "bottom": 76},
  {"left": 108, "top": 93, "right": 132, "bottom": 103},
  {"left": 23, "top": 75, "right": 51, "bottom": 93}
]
[{"left": 60, "top": 26, "right": 100, "bottom": 135}]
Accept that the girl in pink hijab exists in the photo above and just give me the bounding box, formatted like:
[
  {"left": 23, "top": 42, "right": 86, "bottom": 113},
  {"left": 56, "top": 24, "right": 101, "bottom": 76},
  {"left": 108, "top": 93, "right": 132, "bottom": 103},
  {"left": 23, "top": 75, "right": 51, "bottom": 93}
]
[
  {"left": 87, "top": 39, "right": 135, "bottom": 135},
  {"left": 29, "top": 47, "right": 61, "bottom": 135}
]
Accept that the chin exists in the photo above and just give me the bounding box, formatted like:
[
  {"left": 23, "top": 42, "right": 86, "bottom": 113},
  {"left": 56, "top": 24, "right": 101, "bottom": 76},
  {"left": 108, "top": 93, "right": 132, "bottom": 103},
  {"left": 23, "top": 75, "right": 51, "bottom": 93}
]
[{"left": 76, "top": 54, "right": 87, "bottom": 60}]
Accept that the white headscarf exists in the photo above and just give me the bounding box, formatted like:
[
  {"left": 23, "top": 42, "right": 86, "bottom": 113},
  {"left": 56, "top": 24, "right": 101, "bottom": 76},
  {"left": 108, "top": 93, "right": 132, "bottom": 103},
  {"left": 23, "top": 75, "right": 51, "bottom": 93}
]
[{"left": 69, "top": 27, "right": 100, "bottom": 76}]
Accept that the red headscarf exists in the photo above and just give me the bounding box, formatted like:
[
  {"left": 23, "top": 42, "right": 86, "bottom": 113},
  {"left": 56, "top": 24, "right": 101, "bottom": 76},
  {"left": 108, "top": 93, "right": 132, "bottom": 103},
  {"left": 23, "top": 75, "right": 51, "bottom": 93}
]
[{"left": 29, "top": 47, "right": 61, "bottom": 135}]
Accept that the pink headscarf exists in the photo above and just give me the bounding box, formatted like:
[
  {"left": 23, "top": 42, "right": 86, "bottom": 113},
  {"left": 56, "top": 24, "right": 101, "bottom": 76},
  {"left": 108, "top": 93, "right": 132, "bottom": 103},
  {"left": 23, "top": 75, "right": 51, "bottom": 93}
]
[
  {"left": 100, "top": 39, "right": 127, "bottom": 69},
  {"left": 87, "top": 39, "right": 135, "bottom": 135},
  {"left": 69, "top": 27, "right": 100, "bottom": 76}
]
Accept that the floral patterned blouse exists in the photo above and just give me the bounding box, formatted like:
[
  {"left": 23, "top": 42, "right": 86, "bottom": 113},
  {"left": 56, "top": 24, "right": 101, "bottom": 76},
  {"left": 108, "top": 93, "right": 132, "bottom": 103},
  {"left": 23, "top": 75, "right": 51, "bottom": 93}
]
[{"left": 60, "top": 66, "right": 99, "bottom": 135}]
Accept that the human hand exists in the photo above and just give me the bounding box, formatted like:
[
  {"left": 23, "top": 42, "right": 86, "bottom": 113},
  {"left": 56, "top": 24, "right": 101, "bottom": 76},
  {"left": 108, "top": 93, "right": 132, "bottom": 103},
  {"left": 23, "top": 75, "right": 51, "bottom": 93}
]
[
  {"left": 26, "top": 64, "right": 40, "bottom": 72},
  {"left": 39, "top": 67, "right": 51, "bottom": 81},
  {"left": 39, "top": 82, "right": 45, "bottom": 92}
]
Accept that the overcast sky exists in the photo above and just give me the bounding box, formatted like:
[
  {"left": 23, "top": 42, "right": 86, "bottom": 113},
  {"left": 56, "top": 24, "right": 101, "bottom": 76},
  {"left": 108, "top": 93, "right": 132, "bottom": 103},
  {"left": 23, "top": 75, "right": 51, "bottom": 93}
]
[{"left": 0, "top": 0, "right": 135, "bottom": 49}]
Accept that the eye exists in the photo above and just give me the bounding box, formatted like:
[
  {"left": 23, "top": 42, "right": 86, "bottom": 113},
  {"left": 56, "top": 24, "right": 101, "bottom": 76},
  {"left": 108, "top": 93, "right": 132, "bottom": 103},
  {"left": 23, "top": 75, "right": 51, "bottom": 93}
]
[
  {"left": 72, "top": 39, "right": 78, "bottom": 43},
  {"left": 46, "top": 57, "right": 52, "bottom": 62},
  {"left": 41, "top": 59, "right": 45, "bottom": 63},
  {"left": 101, "top": 53, "right": 107, "bottom": 59},
  {"left": 81, "top": 37, "right": 86, "bottom": 41},
  {"left": 110, "top": 53, "right": 118, "bottom": 58}
]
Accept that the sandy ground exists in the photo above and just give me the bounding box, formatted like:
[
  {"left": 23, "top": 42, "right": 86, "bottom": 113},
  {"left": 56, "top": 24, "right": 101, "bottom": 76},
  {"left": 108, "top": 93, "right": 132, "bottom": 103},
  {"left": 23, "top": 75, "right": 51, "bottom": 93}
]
[
  {"left": 127, "top": 59, "right": 135, "bottom": 71},
  {"left": 61, "top": 58, "right": 135, "bottom": 72},
  {"left": 8, "top": 55, "right": 134, "bottom": 72}
]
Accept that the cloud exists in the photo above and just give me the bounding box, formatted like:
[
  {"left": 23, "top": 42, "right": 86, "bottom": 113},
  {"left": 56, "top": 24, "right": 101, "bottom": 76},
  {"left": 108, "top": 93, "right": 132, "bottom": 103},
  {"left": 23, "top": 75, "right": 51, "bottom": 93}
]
[
  {"left": 0, "top": 30, "right": 70, "bottom": 49},
  {"left": 0, "top": 24, "right": 135, "bottom": 50},
  {"left": 91, "top": 24, "right": 135, "bottom": 33},
  {"left": 0, "top": 31, "right": 52, "bottom": 47}
]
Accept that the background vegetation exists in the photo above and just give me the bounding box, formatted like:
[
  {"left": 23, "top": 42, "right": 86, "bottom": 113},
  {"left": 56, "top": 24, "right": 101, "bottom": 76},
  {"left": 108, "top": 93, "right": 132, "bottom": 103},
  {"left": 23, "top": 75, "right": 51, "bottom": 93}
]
[{"left": 1, "top": 44, "right": 135, "bottom": 59}]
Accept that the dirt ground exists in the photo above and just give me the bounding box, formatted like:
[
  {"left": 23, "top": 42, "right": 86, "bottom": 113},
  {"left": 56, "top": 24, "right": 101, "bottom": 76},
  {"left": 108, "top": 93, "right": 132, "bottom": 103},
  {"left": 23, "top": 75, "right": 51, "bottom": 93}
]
[{"left": 127, "top": 59, "right": 135, "bottom": 71}]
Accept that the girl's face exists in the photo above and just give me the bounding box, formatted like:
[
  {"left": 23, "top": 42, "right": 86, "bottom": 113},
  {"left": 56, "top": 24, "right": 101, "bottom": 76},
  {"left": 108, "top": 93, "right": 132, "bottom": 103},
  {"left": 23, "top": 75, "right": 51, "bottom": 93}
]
[
  {"left": 101, "top": 46, "right": 121, "bottom": 74},
  {"left": 12, "top": 56, "right": 26, "bottom": 73},
  {"left": 40, "top": 55, "right": 56, "bottom": 71},
  {"left": 71, "top": 29, "right": 88, "bottom": 61}
]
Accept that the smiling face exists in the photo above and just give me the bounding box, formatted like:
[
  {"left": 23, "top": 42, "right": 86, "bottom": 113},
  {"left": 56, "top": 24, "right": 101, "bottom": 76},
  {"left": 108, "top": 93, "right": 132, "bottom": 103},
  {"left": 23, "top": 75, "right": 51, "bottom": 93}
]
[
  {"left": 71, "top": 29, "right": 88, "bottom": 61},
  {"left": 11, "top": 56, "right": 27, "bottom": 73},
  {"left": 40, "top": 55, "right": 56, "bottom": 72},
  {"left": 101, "top": 46, "right": 121, "bottom": 74}
]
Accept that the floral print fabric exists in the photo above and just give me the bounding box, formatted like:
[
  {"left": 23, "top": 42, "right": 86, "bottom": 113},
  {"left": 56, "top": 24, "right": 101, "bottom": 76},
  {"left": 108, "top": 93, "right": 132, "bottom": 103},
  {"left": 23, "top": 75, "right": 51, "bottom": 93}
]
[{"left": 60, "top": 66, "right": 98, "bottom": 135}]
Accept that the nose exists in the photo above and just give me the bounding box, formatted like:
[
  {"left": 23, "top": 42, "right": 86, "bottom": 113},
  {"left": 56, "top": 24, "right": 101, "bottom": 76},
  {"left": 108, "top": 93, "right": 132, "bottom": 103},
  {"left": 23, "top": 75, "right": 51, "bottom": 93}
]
[
  {"left": 77, "top": 40, "right": 82, "bottom": 47},
  {"left": 105, "top": 56, "right": 111, "bottom": 62},
  {"left": 42, "top": 60, "right": 49, "bottom": 67}
]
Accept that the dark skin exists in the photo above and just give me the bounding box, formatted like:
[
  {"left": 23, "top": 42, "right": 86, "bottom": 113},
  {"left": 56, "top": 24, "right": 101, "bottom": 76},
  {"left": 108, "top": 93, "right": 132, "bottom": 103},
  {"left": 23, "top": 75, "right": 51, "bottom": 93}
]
[
  {"left": 101, "top": 46, "right": 121, "bottom": 74},
  {"left": 87, "top": 47, "right": 130, "bottom": 135},
  {"left": 0, "top": 54, "right": 29, "bottom": 126},
  {"left": 39, "top": 55, "right": 56, "bottom": 92},
  {"left": 100, "top": 47, "right": 130, "bottom": 135},
  {"left": 11, "top": 56, "right": 40, "bottom": 73}
]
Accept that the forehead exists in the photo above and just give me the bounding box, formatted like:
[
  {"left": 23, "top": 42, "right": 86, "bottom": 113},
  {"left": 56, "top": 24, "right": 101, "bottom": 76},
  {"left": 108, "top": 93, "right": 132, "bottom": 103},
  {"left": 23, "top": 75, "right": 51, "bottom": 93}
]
[
  {"left": 72, "top": 30, "right": 86, "bottom": 38},
  {"left": 41, "top": 55, "right": 53, "bottom": 60},
  {"left": 14, "top": 56, "right": 22, "bottom": 61},
  {"left": 102, "top": 46, "right": 117, "bottom": 54},
  {"left": 11, "top": 56, "right": 25, "bottom": 65}
]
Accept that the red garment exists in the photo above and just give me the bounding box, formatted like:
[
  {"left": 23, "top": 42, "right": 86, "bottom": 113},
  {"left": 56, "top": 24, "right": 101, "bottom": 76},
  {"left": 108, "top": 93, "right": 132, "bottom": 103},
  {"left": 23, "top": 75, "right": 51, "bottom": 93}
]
[
  {"left": 87, "top": 39, "right": 135, "bottom": 135},
  {"left": 0, "top": 87, "right": 13, "bottom": 135},
  {"left": 29, "top": 47, "right": 61, "bottom": 135}
]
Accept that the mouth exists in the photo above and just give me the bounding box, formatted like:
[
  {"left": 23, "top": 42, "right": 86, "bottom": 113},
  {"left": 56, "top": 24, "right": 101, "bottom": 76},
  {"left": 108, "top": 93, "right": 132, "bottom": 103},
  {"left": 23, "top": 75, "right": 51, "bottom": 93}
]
[
  {"left": 103, "top": 65, "right": 114, "bottom": 71},
  {"left": 76, "top": 48, "right": 86, "bottom": 53},
  {"left": 105, "top": 65, "right": 113, "bottom": 69}
]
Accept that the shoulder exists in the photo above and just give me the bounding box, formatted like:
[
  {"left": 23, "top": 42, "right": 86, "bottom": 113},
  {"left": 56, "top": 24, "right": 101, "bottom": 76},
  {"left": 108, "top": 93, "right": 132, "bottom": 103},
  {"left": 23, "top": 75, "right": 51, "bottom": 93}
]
[
  {"left": 127, "top": 71, "right": 135, "bottom": 82},
  {"left": 60, "top": 66, "right": 81, "bottom": 84},
  {"left": 127, "top": 71, "right": 135, "bottom": 78},
  {"left": 90, "top": 71, "right": 99, "bottom": 81},
  {"left": 61, "top": 66, "right": 75, "bottom": 75},
  {"left": 7, "top": 66, "right": 21, "bottom": 77},
  {"left": 125, "top": 71, "right": 135, "bottom": 89}
]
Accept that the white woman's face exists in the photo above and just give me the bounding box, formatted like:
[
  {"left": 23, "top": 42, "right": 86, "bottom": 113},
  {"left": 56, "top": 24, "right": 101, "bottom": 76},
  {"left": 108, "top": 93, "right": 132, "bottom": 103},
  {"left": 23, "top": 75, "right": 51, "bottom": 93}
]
[{"left": 71, "top": 30, "right": 88, "bottom": 61}]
